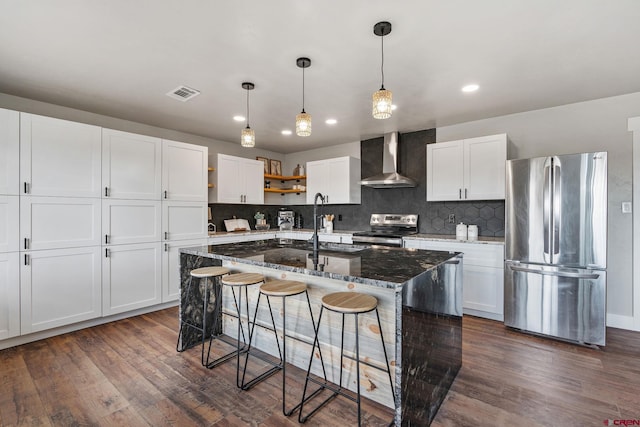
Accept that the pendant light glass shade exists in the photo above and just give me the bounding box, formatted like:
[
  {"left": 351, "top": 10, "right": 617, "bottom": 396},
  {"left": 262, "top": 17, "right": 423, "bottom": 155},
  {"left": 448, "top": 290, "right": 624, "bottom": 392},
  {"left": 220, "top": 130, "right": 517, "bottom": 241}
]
[
  {"left": 240, "top": 82, "right": 255, "bottom": 147},
  {"left": 372, "top": 21, "right": 392, "bottom": 120},
  {"left": 372, "top": 88, "right": 393, "bottom": 119},
  {"left": 296, "top": 111, "right": 312, "bottom": 137},
  {"left": 296, "top": 57, "right": 312, "bottom": 137},
  {"left": 241, "top": 127, "right": 255, "bottom": 147}
]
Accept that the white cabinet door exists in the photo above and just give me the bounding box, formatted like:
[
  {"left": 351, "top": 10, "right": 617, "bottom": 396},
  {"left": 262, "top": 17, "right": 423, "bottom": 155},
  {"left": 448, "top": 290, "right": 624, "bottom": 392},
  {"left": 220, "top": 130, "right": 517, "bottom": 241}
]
[
  {"left": 20, "top": 113, "right": 102, "bottom": 197},
  {"left": 103, "top": 200, "right": 161, "bottom": 245},
  {"left": 306, "top": 157, "right": 361, "bottom": 205},
  {"left": 0, "top": 252, "right": 20, "bottom": 340},
  {"left": 0, "top": 108, "right": 19, "bottom": 196},
  {"left": 426, "top": 140, "right": 464, "bottom": 201},
  {"left": 21, "top": 247, "right": 102, "bottom": 333},
  {"left": 0, "top": 196, "right": 19, "bottom": 253},
  {"left": 213, "top": 154, "right": 264, "bottom": 204},
  {"left": 20, "top": 197, "right": 101, "bottom": 251},
  {"left": 162, "top": 139, "right": 208, "bottom": 202},
  {"left": 464, "top": 134, "right": 507, "bottom": 200},
  {"left": 427, "top": 134, "right": 507, "bottom": 201},
  {"left": 102, "top": 129, "right": 161, "bottom": 200},
  {"left": 162, "top": 201, "right": 207, "bottom": 241},
  {"left": 162, "top": 238, "right": 207, "bottom": 302},
  {"left": 102, "top": 242, "right": 162, "bottom": 315},
  {"left": 463, "top": 264, "right": 504, "bottom": 317}
]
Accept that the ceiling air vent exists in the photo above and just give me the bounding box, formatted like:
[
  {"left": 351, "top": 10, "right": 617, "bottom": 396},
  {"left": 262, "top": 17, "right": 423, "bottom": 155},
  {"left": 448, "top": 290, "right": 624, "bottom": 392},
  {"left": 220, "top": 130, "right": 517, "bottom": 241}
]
[{"left": 166, "top": 85, "right": 201, "bottom": 102}]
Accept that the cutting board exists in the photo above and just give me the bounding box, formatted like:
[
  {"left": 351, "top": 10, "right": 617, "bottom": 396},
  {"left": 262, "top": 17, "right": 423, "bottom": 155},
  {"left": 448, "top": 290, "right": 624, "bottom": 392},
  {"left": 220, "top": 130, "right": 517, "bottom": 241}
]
[{"left": 224, "top": 218, "right": 251, "bottom": 232}]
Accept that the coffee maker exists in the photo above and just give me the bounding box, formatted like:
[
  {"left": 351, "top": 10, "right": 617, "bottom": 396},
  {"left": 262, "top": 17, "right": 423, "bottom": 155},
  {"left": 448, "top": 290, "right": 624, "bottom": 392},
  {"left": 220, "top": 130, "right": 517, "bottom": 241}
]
[{"left": 277, "top": 209, "right": 294, "bottom": 229}]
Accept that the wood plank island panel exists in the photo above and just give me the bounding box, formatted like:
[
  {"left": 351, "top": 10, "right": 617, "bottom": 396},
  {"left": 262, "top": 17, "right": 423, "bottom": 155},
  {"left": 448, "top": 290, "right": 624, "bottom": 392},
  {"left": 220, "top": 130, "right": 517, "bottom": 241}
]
[{"left": 1, "top": 308, "right": 639, "bottom": 426}]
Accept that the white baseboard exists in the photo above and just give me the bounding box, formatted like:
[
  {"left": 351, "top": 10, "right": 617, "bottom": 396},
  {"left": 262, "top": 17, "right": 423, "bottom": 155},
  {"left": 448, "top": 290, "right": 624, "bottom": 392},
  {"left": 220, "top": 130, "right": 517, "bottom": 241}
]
[{"left": 606, "top": 313, "right": 638, "bottom": 331}]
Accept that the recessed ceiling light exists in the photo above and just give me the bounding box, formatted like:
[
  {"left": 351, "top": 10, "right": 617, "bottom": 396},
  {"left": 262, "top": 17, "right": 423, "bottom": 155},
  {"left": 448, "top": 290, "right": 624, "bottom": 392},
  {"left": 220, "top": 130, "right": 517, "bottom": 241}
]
[
  {"left": 391, "top": 104, "right": 397, "bottom": 111},
  {"left": 281, "top": 130, "right": 292, "bottom": 135},
  {"left": 233, "top": 115, "right": 245, "bottom": 122},
  {"left": 462, "top": 84, "right": 479, "bottom": 93},
  {"left": 325, "top": 119, "right": 337, "bottom": 125}
]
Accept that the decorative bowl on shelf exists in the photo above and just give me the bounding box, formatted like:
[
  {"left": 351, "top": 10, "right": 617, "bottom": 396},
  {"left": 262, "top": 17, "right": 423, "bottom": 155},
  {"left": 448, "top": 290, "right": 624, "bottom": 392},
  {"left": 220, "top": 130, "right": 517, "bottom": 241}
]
[{"left": 255, "top": 224, "right": 271, "bottom": 230}]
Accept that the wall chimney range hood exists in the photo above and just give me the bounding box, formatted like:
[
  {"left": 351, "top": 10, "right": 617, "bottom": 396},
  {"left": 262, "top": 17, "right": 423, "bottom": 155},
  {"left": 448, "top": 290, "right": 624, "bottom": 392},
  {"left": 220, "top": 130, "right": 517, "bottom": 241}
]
[{"left": 360, "top": 132, "right": 416, "bottom": 188}]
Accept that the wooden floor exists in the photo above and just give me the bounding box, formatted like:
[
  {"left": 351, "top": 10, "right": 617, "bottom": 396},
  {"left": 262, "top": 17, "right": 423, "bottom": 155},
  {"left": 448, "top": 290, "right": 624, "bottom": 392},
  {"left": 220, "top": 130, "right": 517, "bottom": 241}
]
[{"left": 1, "top": 308, "right": 639, "bottom": 427}]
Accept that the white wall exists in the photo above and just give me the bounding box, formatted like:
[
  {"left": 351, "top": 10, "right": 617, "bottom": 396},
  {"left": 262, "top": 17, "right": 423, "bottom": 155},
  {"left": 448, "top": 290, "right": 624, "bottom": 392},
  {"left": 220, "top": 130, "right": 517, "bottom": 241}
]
[{"left": 437, "top": 92, "right": 640, "bottom": 324}]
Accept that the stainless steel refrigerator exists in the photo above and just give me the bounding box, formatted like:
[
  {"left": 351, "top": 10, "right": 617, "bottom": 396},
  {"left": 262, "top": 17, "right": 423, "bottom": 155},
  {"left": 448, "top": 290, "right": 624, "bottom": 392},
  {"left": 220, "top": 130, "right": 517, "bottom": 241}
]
[{"left": 504, "top": 152, "right": 607, "bottom": 346}]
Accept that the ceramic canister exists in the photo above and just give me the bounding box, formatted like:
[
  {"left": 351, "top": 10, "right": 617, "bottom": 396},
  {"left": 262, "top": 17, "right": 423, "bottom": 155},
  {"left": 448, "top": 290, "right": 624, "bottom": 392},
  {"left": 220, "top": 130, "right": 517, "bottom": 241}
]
[
  {"left": 456, "top": 223, "right": 468, "bottom": 240},
  {"left": 467, "top": 224, "right": 478, "bottom": 241}
]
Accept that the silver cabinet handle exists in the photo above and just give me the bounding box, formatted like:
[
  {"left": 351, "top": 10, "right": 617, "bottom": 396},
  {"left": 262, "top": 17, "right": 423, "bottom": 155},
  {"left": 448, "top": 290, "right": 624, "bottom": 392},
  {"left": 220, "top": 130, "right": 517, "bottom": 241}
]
[
  {"left": 105, "top": 248, "right": 110, "bottom": 258},
  {"left": 105, "top": 234, "right": 109, "bottom": 244},
  {"left": 24, "top": 182, "right": 29, "bottom": 194},
  {"left": 164, "top": 243, "right": 168, "bottom": 252},
  {"left": 164, "top": 231, "right": 169, "bottom": 240},
  {"left": 24, "top": 238, "right": 29, "bottom": 250},
  {"left": 164, "top": 190, "right": 168, "bottom": 199},
  {"left": 104, "top": 187, "right": 109, "bottom": 197},
  {"left": 464, "top": 188, "right": 468, "bottom": 199},
  {"left": 510, "top": 265, "right": 600, "bottom": 280},
  {"left": 459, "top": 189, "right": 462, "bottom": 199},
  {"left": 24, "top": 254, "right": 29, "bottom": 265}
]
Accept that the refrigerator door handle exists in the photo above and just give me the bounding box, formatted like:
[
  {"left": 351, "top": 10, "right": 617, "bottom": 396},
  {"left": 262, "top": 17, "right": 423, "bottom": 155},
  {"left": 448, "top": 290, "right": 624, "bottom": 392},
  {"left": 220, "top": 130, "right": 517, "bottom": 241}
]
[
  {"left": 510, "top": 265, "right": 600, "bottom": 280},
  {"left": 552, "top": 161, "right": 561, "bottom": 258},
  {"left": 543, "top": 162, "right": 552, "bottom": 263}
]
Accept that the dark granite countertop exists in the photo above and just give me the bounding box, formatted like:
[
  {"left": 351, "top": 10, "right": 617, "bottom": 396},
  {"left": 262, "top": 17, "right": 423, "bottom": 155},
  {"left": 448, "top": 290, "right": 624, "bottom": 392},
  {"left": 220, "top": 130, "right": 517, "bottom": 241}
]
[{"left": 181, "top": 240, "right": 459, "bottom": 290}]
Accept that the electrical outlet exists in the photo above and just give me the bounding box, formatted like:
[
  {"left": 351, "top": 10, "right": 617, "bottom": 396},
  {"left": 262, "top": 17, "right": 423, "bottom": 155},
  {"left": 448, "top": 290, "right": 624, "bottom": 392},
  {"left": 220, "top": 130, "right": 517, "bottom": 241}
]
[
  {"left": 338, "top": 214, "right": 342, "bottom": 221},
  {"left": 622, "top": 202, "right": 632, "bottom": 213},
  {"left": 448, "top": 213, "right": 455, "bottom": 223}
]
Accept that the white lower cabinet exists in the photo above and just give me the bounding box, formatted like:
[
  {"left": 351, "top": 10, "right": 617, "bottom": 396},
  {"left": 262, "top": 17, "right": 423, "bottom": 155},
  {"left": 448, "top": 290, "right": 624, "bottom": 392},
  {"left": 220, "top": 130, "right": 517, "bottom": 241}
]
[
  {"left": 162, "top": 202, "right": 208, "bottom": 241},
  {"left": 162, "top": 238, "right": 207, "bottom": 302},
  {"left": 403, "top": 238, "right": 504, "bottom": 321},
  {"left": 0, "top": 252, "right": 20, "bottom": 340},
  {"left": 102, "top": 242, "right": 162, "bottom": 316},
  {"left": 20, "top": 197, "right": 101, "bottom": 250},
  {"left": 21, "top": 247, "right": 102, "bottom": 334},
  {"left": 0, "top": 195, "right": 19, "bottom": 253},
  {"left": 103, "top": 200, "right": 161, "bottom": 245}
]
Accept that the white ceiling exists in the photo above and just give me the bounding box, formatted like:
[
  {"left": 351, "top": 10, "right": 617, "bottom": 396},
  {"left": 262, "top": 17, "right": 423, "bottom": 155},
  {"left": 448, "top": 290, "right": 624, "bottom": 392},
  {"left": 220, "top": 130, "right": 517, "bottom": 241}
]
[{"left": 1, "top": 0, "right": 639, "bottom": 153}]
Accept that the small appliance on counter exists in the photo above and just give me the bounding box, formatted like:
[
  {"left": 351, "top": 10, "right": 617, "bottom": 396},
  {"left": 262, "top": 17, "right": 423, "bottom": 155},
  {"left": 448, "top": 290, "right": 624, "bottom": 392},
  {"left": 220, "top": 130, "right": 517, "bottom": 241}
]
[{"left": 277, "top": 208, "right": 294, "bottom": 229}]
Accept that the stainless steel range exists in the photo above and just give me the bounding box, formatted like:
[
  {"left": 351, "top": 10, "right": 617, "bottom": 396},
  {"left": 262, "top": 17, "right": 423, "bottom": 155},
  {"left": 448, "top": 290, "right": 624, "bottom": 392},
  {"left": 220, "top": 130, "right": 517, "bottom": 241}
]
[{"left": 352, "top": 214, "right": 418, "bottom": 247}]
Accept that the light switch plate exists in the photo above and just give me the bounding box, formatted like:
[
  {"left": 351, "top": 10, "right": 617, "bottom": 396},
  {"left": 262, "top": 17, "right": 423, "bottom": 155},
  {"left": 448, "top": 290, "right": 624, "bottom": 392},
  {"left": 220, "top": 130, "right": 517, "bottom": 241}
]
[{"left": 622, "top": 202, "right": 632, "bottom": 213}]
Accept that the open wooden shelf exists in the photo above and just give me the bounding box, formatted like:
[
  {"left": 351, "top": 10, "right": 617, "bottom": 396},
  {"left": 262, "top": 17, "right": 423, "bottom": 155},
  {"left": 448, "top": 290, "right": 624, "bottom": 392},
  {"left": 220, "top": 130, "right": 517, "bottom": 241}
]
[
  {"left": 264, "top": 174, "right": 306, "bottom": 181},
  {"left": 264, "top": 188, "right": 305, "bottom": 194}
]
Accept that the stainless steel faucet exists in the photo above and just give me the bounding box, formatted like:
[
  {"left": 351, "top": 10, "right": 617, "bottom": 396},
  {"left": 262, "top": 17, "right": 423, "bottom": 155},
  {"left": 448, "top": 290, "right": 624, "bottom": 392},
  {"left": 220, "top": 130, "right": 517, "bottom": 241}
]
[{"left": 312, "top": 192, "right": 325, "bottom": 253}]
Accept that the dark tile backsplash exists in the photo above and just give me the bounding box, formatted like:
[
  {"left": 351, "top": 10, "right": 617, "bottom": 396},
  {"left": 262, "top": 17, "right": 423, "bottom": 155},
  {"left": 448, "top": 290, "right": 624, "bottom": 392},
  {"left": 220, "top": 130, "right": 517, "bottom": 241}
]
[{"left": 209, "top": 129, "right": 504, "bottom": 237}]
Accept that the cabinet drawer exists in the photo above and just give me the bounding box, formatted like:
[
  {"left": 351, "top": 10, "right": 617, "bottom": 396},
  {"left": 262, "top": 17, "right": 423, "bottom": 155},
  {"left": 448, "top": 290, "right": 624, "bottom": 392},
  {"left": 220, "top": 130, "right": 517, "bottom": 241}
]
[{"left": 404, "top": 239, "right": 504, "bottom": 268}]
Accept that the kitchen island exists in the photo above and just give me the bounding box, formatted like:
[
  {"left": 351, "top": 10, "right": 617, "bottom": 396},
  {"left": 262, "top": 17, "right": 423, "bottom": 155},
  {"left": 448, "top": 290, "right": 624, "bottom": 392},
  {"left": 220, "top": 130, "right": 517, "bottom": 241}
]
[{"left": 179, "top": 239, "right": 462, "bottom": 425}]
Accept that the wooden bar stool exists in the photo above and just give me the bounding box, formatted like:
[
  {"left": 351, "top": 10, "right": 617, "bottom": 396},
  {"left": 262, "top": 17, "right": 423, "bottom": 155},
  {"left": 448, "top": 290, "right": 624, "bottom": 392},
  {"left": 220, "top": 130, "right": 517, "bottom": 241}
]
[
  {"left": 298, "top": 291, "right": 396, "bottom": 426},
  {"left": 240, "top": 279, "right": 327, "bottom": 416},
  {"left": 176, "top": 266, "right": 230, "bottom": 367},
  {"left": 206, "top": 272, "right": 264, "bottom": 385}
]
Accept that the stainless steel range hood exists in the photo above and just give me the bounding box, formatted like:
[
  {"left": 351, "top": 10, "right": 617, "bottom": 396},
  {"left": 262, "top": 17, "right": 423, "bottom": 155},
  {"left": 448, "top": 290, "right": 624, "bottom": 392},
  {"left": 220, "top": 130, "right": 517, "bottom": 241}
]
[{"left": 360, "top": 132, "right": 416, "bottom": 188}]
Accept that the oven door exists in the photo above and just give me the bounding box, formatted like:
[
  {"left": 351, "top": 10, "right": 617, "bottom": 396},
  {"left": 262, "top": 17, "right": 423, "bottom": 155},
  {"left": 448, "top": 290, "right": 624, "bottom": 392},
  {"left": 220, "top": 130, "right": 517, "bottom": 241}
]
[{"left": 351, "top": 234, "right": 403, "bottom": 247}]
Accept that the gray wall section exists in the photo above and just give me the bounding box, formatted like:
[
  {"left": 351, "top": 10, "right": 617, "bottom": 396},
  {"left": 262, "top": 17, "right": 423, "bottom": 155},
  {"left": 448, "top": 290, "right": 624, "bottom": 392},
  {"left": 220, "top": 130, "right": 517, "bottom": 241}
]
[{"left": 437, "top": 91, "right": 640, "bottom": 318}]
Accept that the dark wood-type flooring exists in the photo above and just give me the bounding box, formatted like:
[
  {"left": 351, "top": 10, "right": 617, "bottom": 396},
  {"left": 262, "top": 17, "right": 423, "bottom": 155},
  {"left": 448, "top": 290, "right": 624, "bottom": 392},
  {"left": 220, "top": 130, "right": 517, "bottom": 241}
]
[{"left": 1, "top": 307, "right": 639, "bottom": 426}]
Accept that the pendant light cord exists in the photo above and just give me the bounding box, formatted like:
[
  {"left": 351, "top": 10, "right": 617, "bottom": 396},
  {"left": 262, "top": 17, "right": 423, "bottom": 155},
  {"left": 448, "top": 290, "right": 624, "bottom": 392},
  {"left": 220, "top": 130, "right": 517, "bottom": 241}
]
[
  {"left": 301, "top": 66, "right": 306, "bottom": 113},
  {"left": 245, "top": 87, "right": 250, "bottom": 128},
  {"left": 380, "top": 34, "right": 385, "bottom": 90}
]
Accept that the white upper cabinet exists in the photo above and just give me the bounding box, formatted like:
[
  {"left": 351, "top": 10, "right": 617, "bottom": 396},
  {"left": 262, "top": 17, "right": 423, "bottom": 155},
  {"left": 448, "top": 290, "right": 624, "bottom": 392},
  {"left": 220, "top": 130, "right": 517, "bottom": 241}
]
[
  {"left": 20, "top": 197, "right": 101, "bottom": 251},
  {"left": 0, "top": 196, "right": 19, "bottom": 253},
  {"left": 102, "top": 200, "right": 161, "bottom": 245},
  {"left": 306, "top": 156, "right": 361, "bottom": 205},
  {"left": 211, "top": 154, "right": 264, "bottom": 204},
  {"left": 102, "top": 129, "right": 162, "bottom": 200},
  {"left": 162, "top": 201, "right": 208, "bottom": 241},
  {"left": 0, "top": 108, "right": 19, "bottom": 196},
  {"left": 162, "top": 139, "right": 208, "bottom": 202},
  {"left": 20, "top": 113, "right": 102, "bottom": 197},
  {"left": 427, "top": 134, "right": 507, "bottom": 201}
]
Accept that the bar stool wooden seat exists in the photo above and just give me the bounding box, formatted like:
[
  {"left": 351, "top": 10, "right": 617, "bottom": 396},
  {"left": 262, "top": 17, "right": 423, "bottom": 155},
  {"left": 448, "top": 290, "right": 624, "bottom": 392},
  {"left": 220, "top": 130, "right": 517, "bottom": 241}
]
[
  {"left": 298, "top": 291, "right": 396, "bottom": 426},
  {"left": 176, "top": 266, "right": 230, "bottom": 367},
  {"left": 206, "top": 272, "right": 264, "bottom": 386},
  {"left": 241, "top": 279, "right": 327, "bottom": 416}
]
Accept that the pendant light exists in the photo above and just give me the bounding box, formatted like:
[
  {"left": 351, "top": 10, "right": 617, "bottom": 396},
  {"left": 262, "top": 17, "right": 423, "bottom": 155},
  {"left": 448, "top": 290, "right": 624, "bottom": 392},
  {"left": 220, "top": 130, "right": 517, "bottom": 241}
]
[
  {"left": 240, "top": 82, "right": 255, "bottom": 147},
  {"left": 372, "top": 21, "right": 393, "bottom": 119},
  {"left": 296, "top": 57, "right": 312, "bottom": 137}
]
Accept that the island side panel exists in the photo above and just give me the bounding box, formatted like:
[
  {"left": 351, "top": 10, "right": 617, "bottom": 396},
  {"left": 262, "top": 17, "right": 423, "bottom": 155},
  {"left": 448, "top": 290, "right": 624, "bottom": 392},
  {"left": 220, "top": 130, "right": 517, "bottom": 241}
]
[
  {"left": 177, "top": 251, "right": 223, "bottom": 350},
  {"left": 400, "top": 256, "right": 463, "bottom": 425}
]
